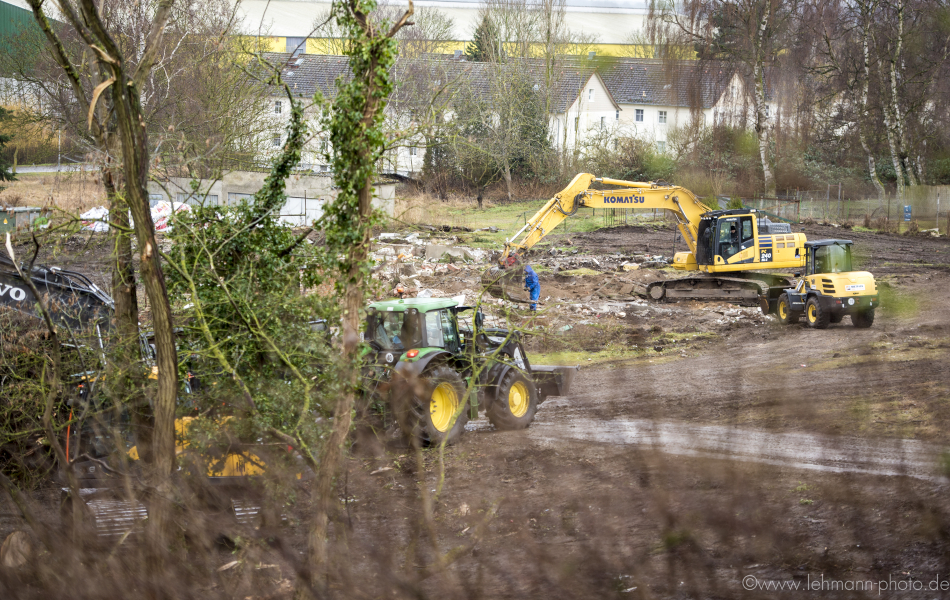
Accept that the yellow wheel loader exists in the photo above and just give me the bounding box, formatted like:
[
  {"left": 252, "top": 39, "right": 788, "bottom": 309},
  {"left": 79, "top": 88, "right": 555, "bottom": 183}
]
[{"left": 775, "top": 239, "right": 878, "bottom": 329}]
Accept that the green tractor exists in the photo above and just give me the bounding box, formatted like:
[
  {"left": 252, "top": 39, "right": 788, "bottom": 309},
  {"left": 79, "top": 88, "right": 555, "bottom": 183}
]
[{"left": 362, "top": 298, "right": 576, "bottom": 445}]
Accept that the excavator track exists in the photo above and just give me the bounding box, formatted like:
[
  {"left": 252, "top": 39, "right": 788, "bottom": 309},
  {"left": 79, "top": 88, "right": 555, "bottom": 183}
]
[{"left": 645, "top": 273, "right": 794, "bottom": 307}]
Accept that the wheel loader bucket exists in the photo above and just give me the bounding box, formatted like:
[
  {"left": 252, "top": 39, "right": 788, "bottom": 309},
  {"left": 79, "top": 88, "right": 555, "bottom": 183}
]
[{"left": 531, "top": 365, "right": 578, "bottom": 403}]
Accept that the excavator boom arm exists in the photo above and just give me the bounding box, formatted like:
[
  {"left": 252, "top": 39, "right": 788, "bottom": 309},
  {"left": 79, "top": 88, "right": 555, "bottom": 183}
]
[{"left": 502, "top": 173, "right": 712, "bottom": 261}]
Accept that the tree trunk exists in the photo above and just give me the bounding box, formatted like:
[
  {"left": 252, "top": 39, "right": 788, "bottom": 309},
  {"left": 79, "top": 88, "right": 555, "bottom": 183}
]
[
  {"left": 859, "top": 134, "right": 886, "bottom": 205},
  {"left": 752, "top": 11, "right": 775, "bottom": 197},
  {"left": 103, "top": 164, "right": 149, "bottom": 459},
  {"left": 882, "top": 94, "right": 905, "bottom": 202},
  {"left": 886, "top": 0, "right": 917, "bottom": 190},
  {"left": 502, "top": 161, "right": 513, "bottom": 202},
  {"left": 856, "top": 10, "right": 885, "bottom": 206},
  {"left": 109, "top": 66, "right": 178, "bottom": 555}
]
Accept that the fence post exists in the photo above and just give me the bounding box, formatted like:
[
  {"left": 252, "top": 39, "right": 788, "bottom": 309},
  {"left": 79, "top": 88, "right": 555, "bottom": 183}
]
[{"left": 838, "top": 183, "right": 842, "bottom": 220}]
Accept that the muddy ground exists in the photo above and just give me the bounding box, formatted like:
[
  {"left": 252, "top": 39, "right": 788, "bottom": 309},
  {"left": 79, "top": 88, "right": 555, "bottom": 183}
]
[{"left": 3, "top": 220, "right": 950, "bottom": 598}]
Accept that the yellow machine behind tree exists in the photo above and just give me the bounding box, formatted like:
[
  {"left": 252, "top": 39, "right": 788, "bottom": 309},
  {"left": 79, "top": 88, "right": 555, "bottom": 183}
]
[{"left": 484, "top": 173, "right": 878, "bottom": 328}]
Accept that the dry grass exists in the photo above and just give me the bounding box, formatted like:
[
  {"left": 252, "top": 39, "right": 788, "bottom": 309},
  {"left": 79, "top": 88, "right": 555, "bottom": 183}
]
[
  {"left": 392, "top": 192, "right": 494, "bottom": 229},
  {"left": 0, "top": 171, "right": 105, "bottom": 213},
  {"left": 672, "top": 168, "right": 732, "bottom": 198}
]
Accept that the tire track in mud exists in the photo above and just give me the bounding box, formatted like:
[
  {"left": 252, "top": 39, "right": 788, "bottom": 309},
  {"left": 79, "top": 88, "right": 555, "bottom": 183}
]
[{"left": 528, "top": 417, "right": 945, "bottom": 481}]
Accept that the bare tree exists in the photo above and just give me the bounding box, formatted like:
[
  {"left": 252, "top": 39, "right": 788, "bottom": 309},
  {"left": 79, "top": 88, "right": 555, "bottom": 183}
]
[
  {"left": 25, "top": 0, "right": 180, "bottom": 547},
  {"left": 662, "top": 0, "right": 798, "bottom": 196},
  {"left": 808, "top": 0, "right": 887, "bottom": 202}
]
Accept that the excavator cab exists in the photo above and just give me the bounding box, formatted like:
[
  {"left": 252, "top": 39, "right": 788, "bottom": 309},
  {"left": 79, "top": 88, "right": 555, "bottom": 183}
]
[{"left": 695, "top": 211, "right": 758, "bottom": 266}]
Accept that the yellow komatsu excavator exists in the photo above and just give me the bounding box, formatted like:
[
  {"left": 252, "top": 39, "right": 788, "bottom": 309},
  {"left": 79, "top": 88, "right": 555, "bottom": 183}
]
[{"left": 483, "top": 173, "right": 878, "bottom": 327}]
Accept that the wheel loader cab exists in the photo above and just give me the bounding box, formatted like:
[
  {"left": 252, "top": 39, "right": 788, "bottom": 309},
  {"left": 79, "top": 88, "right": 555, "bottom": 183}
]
[{"left": 807, "top": 241, "right": 853, "bottom": 276}]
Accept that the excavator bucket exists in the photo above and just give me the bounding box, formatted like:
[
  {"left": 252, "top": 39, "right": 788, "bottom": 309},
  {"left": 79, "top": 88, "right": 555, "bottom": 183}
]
[{"left": 480, "top": 264, "right": 530, "bottom": 303}]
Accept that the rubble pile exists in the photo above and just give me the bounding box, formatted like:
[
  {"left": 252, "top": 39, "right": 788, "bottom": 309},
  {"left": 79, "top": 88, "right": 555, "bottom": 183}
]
[{"left": 364, "top": 230, "right": 773, "bottom": 345}]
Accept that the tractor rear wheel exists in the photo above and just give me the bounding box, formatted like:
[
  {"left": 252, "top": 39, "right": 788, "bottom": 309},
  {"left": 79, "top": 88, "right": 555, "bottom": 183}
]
[
  {"left": 805, "top": 297, "right": 830, "bottom": 329},
  {"left": 396, "top": 364, "right": 468, "bottom": 446},
  {"left": 851, "top": 309, "right": 875, "bottom": 328},
  {"left": 487, "top": 370, "right": 538, "bottom": 431},
  {"left": 777, "top": 294, "right": 799, "bottom": 325}
]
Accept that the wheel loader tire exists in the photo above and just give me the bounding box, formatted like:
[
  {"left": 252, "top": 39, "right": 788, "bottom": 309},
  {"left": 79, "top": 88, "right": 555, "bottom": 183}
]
[
  {"left": 777, "top": 294, "right": 799, "bottom": 325},
  {"left": 805, "top": 297, "right": 830, "bottom": 329},
  {"left": 851, "top": 309, "right": 875, "bottom": 329},
  {"left": 487, "top": 370, "right": 538, "bottom": 431},
  {"left": 395, "top": 364, "right": 468, "bottom": 446}
]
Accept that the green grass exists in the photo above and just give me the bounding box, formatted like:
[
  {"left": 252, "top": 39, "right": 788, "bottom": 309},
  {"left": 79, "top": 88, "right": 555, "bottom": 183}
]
[
  {"left": 878, "top": 284, "right": 920, "bottom": 318},
  {"left": 557, "top": 268, "right": 602, "bottom": 277},
  {"left": 394, "top": 199, "right": 635, "bottom": 249}
]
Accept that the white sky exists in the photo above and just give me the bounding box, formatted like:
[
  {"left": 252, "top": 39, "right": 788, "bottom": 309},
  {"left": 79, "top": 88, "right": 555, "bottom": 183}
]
[{"left": 236, "top": 0, "right": 650, "bottom": 44}]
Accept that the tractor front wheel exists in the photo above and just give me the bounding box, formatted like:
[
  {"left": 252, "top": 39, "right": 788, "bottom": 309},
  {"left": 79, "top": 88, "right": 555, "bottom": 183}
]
[
  {"left": 487, "top": 370, "right": 538, "bottom": 431},
  {"left": 396, "top": 364, "right": 468, "bottom": 446}
]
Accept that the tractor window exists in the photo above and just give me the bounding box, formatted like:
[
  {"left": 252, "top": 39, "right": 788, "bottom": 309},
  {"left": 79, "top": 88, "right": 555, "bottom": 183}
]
[
  {"left": 424, "top": 311, "right": 445, "bottom": 347},
  {"left": 740, "top": 217, "right": 754, "bottom": 242},
  {"left": 440, "top": 310, "right": 458, "bottom": 351},
  {"left": 814, "top": 244, "right": 852, "bottom": 274},
  {"left": 370, "top": 312, "right": 408, "bottom": 350}
]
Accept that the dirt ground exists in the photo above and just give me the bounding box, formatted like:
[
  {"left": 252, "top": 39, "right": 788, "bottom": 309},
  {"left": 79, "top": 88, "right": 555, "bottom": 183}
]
[{"left": 3, "top": 220, "right": 950, "bottom": 598}]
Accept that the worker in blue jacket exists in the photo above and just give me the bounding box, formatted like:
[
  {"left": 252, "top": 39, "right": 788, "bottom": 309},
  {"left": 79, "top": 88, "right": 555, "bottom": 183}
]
[{"left": 524, "top": 264, "right": 540, "bottom": 311}]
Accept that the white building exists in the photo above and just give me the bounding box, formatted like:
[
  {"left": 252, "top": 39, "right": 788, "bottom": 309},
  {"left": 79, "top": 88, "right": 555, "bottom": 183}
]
[
  {"left": 260, "top": 52, "right": 777, "bottom": 178},
  {"left": 552, "top": 58, "right": 776, "bottom": 154}
]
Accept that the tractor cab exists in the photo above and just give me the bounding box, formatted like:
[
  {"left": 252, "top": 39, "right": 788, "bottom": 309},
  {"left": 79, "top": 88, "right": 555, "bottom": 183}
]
[{"left": 365, "top": 298, "right": 466, "bottom": 359}]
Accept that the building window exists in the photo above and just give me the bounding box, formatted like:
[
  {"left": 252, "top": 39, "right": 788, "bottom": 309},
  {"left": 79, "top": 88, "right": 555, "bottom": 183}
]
[
  {"left": 574, "top": 116, "right": 579, "bottom": 131},
  {"left": 764, "top": 104, "right": 771, "bottom": 118},
  {"left": 275, "top": 100, "right": 282, "bottom": 114},
  {"left": 272, "top": 134, "right": 281, "bottom": 147},
  {"left": 409, "top": 146, "right": 417, "bottom": 156},
  {"left": 616, "top": 110, "right": 620, "bottom": 121},
  {"left": 658, "top": 110, "right": 667, "bottom": 124},
  {"left": 613, "top": 139, "right": 618, "bottom": 150},
  {"left": 635, "top": 109, "right": 644, "bottom": 122},
  {"left": 286, "top": 37, "right": 306, "bottom": 56},
  {"left": 588, "top": 88, "right": 594, "bottom": 101},
  {"left": 600, "top": 116, "right": 605, "bottom": 129},
  {"left": 657, "top": 141, "right": 667, "bottom": 153}
]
